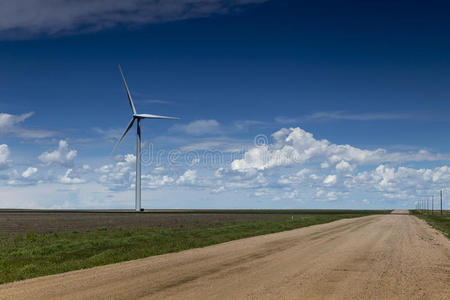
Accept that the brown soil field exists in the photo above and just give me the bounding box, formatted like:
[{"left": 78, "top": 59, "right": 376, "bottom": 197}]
[
  {"left": 1, "top": 210, "right": 449, "bottom": 299},
  {"left": 0, "top": 211, "right": 294, "bottom": 234}
]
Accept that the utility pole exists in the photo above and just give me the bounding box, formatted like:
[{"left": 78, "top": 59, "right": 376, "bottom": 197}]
[
  {"left": 432, "top": 195, "right": 434, "bottom": 214},
  {"left": 441, "top": 190, "right": 443, "bottom": 215}
]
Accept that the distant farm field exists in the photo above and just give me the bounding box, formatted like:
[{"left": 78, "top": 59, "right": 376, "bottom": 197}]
[
  {"left": 0, "top": 209, "right": 390, "bottom": 235},
  {"left": 0, "top": 209, "right": 391, "bottom": 283}
]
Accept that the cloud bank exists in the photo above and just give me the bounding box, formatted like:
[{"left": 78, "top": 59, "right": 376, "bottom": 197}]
[
  {"left": 0, "top": 0, "right": 266, "bottom": 39},
  {"left": 231, "top": 127, "right": 447, "bottom": 171},
  {"left": 1, "top": 124, "right": 449, "bottom": 208}
]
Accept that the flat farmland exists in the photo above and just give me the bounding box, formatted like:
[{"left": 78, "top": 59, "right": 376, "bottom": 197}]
[{"left": 0, "top": 209, "right": 389, "bottom": 235}]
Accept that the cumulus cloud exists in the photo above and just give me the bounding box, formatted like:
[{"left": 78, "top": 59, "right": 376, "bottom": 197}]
[
  {"left": 351, "top": 165, "right": 450, "bottom": 195},
  {"left": 0, "top": 0, "right": 266, "bottom": 40},
  {"left": 59, "top": 169, "right": 85, "bottom": 184},
  {"left": 335, "top": 160, "right": 354, "bottom": 172},
  {"left": 0, "top": 144, "right": 11, "bottom": 170},
  {"left": 171, "top": 120, "right": 220, "bottom": 135},
  {"left": 0, "top": 112, "right": 56, "bottom": 138},
  {"left": 143, "top": 174, "right": 175, "bottom": 189},
  {"left": 38, "top": 140, "right": 77, "bottom": 166},
  {"left": 278, "top": 168, "right": 317, "bottom": 186},
  {"left": 96, "top": 154, "right": 202, "bottom": 190},
  {"left": 231, "top": 127, "right": 447, "bottom": 171},
  {"left": 96, "top": 154, "right": 136, "bottom": 190},
  {"left": 4, "top": 167, "right": 42, "bottom": 186},
  {"left": 97, "top": 153, "right": 174, "bottom": 190},
  {"left": 323, "top": 174, "right": 337, "bottom": 186},
  {"left": 22, "top": 167, "right": 38, "bottom": 178},
  {"left": 176, "top": 169, "right": 197, "bottom": 185}
]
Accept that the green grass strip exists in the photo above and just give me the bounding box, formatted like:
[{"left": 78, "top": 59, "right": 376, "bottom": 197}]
[
  {"left": 0, "top": 212, "right": 388, "bottom": 284},
  {"left": 411, "top": 210, "right": 450, "bottom": 239}
]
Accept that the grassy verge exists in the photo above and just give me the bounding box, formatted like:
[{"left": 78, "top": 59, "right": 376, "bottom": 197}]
[
  {"left": 0, "top": 211, "right": 389, "bottom": 284},
  {"left": 411, "top": 210, "right": 450, "bottom": 239}
]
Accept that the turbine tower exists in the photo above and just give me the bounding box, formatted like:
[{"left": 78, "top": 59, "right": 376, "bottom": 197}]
[{"left": 113, "top": 65, "right": 179, "bottom": 212}]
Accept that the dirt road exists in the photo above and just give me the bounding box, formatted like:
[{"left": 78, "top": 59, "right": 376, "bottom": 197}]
[{"left": 1, "top": 210, "right": 449, "bottom": 299}]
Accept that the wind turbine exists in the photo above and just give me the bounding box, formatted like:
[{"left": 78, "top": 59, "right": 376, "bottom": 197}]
[{"left": 113, "top": 65, "right": 179, "bottom": 212}]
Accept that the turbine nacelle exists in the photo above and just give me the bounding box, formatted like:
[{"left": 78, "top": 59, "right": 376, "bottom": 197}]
[{"left": 112, "top": 65, "right": 180, "bottom": 154}]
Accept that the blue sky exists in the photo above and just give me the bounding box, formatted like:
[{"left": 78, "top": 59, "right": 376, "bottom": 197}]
[{"left": 1, "top": 0, "right": 450, "bottom": 209}]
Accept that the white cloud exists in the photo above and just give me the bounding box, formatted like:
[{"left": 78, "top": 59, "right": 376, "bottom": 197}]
[
  {"left": 38, "top": 140, "right": 77, "bottom": 166},
  {"left": 98, "top": 157, "right": 199, "bottom": 190},
  {"left": 320, "top": 162, "right": 329, "bottom": 169},
  {"left": 176, "top": 169, "right": 197, "bottom": 185},
  {"left": 316, "top": 189, "right": 325, "bottom": 197},
  {"left": 96, "top": 154, "right": 135, "bottom": 190},
  {"left": 59, "top": 169, "right": 85, "bottom": 184},
  {"left": 351, "top": 165, "right": 450, "bottom": 196},
  {"left": 0, "top": 144, "right": 11, "bottom": 170},
  {"left": 0, "top": 0, "right": 267, "bottom": 40},
  {"left": 323, "top": 174, "right": 337, "bottom": 186},
  {"left": 278, "top": 168, "right": 313, "bottom": 185},
  {"left": 335, "top": 160, "right": 354, "bottom": 172},
  {"left": 0, "top": 112, "right": 32, "bottom": 128},
  {"left": 172, "top": 120, "right": 220, "bottom": 135},
  {"left": 326, "top": 191, "right": 338, "bottom": 201},
  {"left": 5, "top": 167, "right": 42, "bottom": 186},
  {"left": 0, "top": 112, "right": 56, "bottom": 138},
  {"left": 143, "top": 174, "right": 175, "bottom": 189},
  {"left": 22, "top": 167, "right": 38, "bottom": 178}
]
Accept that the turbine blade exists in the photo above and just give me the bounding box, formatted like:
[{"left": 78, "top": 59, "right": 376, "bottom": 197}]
[
  {"left": 118, "top": 65, "right": 137, "bottom": 115},
  {"left": 135, "top": 113, "right": 180, "bottom": 120},
  {"left": 111, "top": 117, "right": 135, "bottom": 154}
]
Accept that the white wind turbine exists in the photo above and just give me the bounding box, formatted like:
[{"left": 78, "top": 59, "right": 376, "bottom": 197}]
[{"left": 113, "top": 65, "right": 179, "bottom": 212}]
